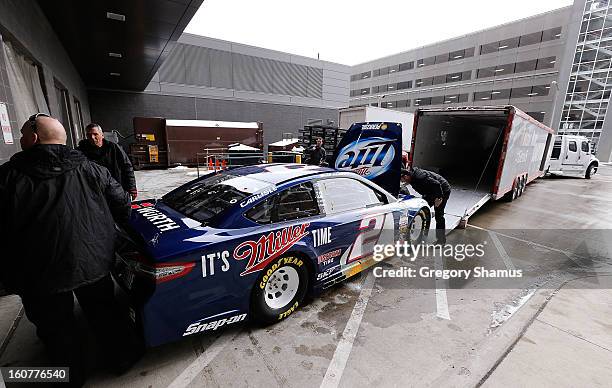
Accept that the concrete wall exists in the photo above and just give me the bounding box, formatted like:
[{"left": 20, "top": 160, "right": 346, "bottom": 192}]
[
  {"left": 0, "top": 0, "right": 90, "bottom": 163},
  {"left": 88, "top": 90, "right": 339, "bottom": 148},
  {"left": 145, "top": 34, "right": 350, "bottom": 110}
]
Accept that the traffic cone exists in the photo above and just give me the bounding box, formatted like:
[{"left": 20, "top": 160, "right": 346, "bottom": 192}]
[
  {"left": 208, "top": 159, "right": 213, "bottom": 170},
  {"left": 222, "top": 160, "right": 227, "bottom": 169}
]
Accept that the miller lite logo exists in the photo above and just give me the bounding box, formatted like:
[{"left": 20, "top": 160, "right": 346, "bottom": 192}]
[
  {"left": 234, "top": 223, "right": 310, "bottom": 276},
  {"left": 335, "top": 137, "right": 395, "bottom": 180}
]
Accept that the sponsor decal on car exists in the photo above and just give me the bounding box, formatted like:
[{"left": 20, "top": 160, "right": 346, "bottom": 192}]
[
  {"left": 278, "top": 301, "right": 299, "bottom": 320},
  {"left": 201, "top": 250, "right": 230, "bottom": 277},
  {"left": 312, "top": 227, "right": 332, "bottom": 247},
  {"left": 335, "top": 137, "right": 396, "bottom": 180},
  {"left": 317, "top": 248, "right": 342, "bottom": 265},
  {"left": 234, "top": 223, "right": 310, "bottom": 276},
  {"left": 239, "top": 187, "right": 277, "bottom": 208},
  {"left": 317, "top": 265, "right": 339, "bottom": 281},
  {"left": 135, "top": 206, "right": 181, "bottom": 232},
  {"left": 182, "top": 311, "right": 247, "bottom": 336}
]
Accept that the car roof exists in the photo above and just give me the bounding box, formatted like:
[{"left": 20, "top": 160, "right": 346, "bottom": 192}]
[{"left": 224, "top": 163, "right": 337, "bottom": 185}]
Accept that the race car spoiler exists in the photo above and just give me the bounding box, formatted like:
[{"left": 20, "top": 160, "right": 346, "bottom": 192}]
[{"left": 333, "top": 122, "right": 403, "bottom": 196}]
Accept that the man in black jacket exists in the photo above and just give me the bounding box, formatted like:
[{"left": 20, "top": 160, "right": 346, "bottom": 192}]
[
  {"left": 78, "top": 123, "right": 138, "bottom": 200},
  {"left": 306, "top": 136, "right": 327, "bottom": 165},
  {"left": 0, "top": 114, "right": 140, "bottom": 386},
  {"left": 401, "top": 167, "right": 452, "bottom": 243}
]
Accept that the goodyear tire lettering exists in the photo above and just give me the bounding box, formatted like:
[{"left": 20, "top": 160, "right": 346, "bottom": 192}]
[{"left": 259, "top": 256, "right": 302, "bottom": 289}]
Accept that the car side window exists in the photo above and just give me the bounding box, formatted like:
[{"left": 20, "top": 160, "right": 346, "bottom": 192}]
[
  {"left": 569, "top": 141, "right": 577, "bottom": 152},
  {"left": 245, "top": 196, "right": 274, "bottom": 224},
  {"left": 581, "top": 141, "right": 590, "bottom": 153},
  {"left": 316, "top": 178, "right": 384, "bottom": 215},
  {"left": 276, "top": 183, "right": 320, "bottom": 222}
]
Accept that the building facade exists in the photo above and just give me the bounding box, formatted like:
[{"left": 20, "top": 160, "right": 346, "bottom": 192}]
[
  {"left": 349, "top": 7, "right": 569, "bottom": 127},
  {"left": 90, "top": 34, "right": 350, "bottom": 147}
]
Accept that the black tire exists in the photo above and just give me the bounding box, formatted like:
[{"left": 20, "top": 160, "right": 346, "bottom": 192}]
[
  {"left": 406, "top": 208, "right": 430, "bottom": 243},
  {"left": 505, "top": 178, "right": 519, "bottom": 202},
  {"left": 518, "top": 175, "right": 526, "bottom": 197},
  {"left": 585, "top": 163, "right": 597, "bottom": 179},
  {"left": 251, "top": 255, "right": 309, "bottom": 325}
]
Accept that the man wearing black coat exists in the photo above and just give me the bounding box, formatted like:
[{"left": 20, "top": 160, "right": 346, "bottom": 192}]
[
  {"left": 306, "top": 136, "right": 327, "bottom": 166},
  {"left": 78, "top": 123, "right": 138, "bottom": 200},
  {"left": 401, "top": 167, "right": 452, "bottom": 243},
  {"left": 0, "top": 114, "right": 140, "bottom": 386}
]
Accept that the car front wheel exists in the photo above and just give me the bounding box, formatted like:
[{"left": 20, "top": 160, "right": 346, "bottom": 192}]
[{"left": 251, "top": 255, "right": 309, "bottom": 325}]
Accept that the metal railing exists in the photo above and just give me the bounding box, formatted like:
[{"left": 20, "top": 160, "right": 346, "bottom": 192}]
[{"left": 195, "top": 149, "right": 303, "bottom": 177}]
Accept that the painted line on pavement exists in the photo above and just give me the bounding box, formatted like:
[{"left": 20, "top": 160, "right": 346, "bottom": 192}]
[
  {"left": 487, "top": 230, "right": 516, "bottom": 270},
  {"left": 167, "top": 332, "right": 237, "bottom": 388},
  {"left": 434, "top": 253, "right": 451, "bottom": 320},
  {"left": 320, "top": 271, "right": 375, "bottom": 388}
]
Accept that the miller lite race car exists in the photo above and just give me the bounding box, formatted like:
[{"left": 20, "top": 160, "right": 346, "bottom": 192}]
[{"left": 115, "top": 122, "right": 430, "bottom": 346}]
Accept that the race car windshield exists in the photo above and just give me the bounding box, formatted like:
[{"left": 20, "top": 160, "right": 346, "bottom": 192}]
[{"left": 162, "top": 173, "right": 271, "bottom": 224}]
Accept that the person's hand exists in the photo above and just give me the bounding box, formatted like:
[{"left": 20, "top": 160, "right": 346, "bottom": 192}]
[
  {"left": 129, "top": 189, "right": 138, "bottom": 201},
  {"left": 434, "top": 197, "right": 443, "bottom": 208}
]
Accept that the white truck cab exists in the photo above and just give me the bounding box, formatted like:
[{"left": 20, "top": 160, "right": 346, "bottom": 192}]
[{"left": 547, "top": 135, "right": 599, "bottom": 179}]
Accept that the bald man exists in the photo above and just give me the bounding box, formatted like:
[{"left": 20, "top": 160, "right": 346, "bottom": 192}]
[{"left": 0, "top": 114, "right": 141, "bottom": 385}]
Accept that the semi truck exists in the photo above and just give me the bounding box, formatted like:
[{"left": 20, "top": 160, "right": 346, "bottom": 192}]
[
  {"left": 408, "top": 106, "right": 554, "bottom": 229},
  {"left": 547, "top": 134, "right": 599, "bottom": 179}
]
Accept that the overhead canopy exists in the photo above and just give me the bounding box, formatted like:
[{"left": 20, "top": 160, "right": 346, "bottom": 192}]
[
  {"left": 166, "top": 119, "right": 260, "bottom": 129},
  {"left": 37, "top": 0, "right": 204, "bottom": 90}
]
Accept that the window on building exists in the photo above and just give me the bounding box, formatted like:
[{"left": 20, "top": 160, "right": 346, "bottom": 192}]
[
  {"left": 477, "top": 66, "right": 496, "bottom": 78},
  {"left": 457, "top": 93, "right": 468, "bottom": 103},
  {"left": 542, "top": 27, "right": 562, "bottom": 41},
  {"left": 531, "top": 85, "right": 550, "bottom": 97},
  {"left": 495, "top": 63, "right": 515, "bottom": 76},
  {"left": 474, "top": 91, "right": 492, "bottom": 100},
  {"left": 360, "top": 88, "right": 370, "bottom": 95},
  {"left": 536, "top": 56, "right": 557, "bottom": 70},
  {"left": 464, "top": 47, "right": 475, "bottom": 58},
  {"left": 415, "top": 77, "right": 433, "bottom": 87},
  {"left": 433, "top": 75, "right": 446, "bottom": 85},
  {"left": 397, "top": 80, "right": 412, "bottom": 90},
  {"left": 447, "top": 72, "right": 463, "bottom": 82},
  {"left": 414, "top": 97, "right": 431, "bottom": 106},
  {"left": 399, "top": 61, "right": 414, "bottom": 71},
  {"left": 510, "top": 86, "right": 533, "bottom": 99},
  {"left": 480, "top": 42, "right": 499, "bottom": 55},
  {"left": 435, "top": 53, "right": 449, "bottom": 64},
  {"left": 379, "top": 67, "right": 389, "bottom": 76},
  {"left": 491, "top": 89, "right": 511, "bottom": 100},
  {"left": 449, "top": 49, "right": 465, "bottom": 60},
  {"left": 372, "top": 85, "right": 380, "bottom": 93},
  {"left": 373, "top": 69, "right": 380, "bottom": 77},
  {"left": 388, "top": 64, "right": 399, "bottom": 74},
  {"left": 520, "top": 31, "right": 543, "bottom": 46},
  {"left": 431, "top": 96, "right": 444, "bottom": 105},
  {"left": 498, "top": 37, "right": 520, "bottom": 51},
  {"left": 527, "top": 111, "right": 546, "bottom": 122},
  {"left": 515, "top": 59, "right": 538, "bottom": 73}
]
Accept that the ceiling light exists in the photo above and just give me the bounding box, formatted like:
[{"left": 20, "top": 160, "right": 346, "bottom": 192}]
[
  {"left": 495, "top": 68, "right": 505, "bottom": 72},
  {"left": 491, "top": 91, "right": 501, "bottom": 94},
  {"left": 110, "top": 72, "right": 121, "bottom": 76},
  {"left": 108, "top": 52, "right": 122, "bottom": 58},
  {"left": 414, "top": 103, "right": 420, "bottom": 106},
  {"left": 555, "top": 33, "right": 562, "bottom": 37},
  {"left": 451, "top": 75, "right": 460, "bottom": 79},
  {"left": 453, "top": 55, "right": 463, "bottom": 59},
  {"left": 444, "top": 101, "right": 451, "bottom": 103},
  {"left": 527, "top": 92, "right": 539, "bottom": 96},
  {"left": 481, "top": 97, "right": 490, "bottom": 100},
  {"left": 390, "top": 69, "right": 396, "bottom": 73},
  {"left": 106, "top": 12, "right": 126, "bottom": 21},
  {"left": 540, "top": 111, "right": 546, "bottom": 114},
  {"left": 498, "top": 45, "right": 509, "bottom": 49},
  {"left": 418, "top": 63, "right": 424, "bottom": 67},
  {"left": 448, "top": 95, "right": 456, "bottom": 98},
  {"left": 388, "top": 86, "right": 394, "bottom": 89},
  {"left": 415, "top": 99, "right": 421, "bottom": 102},
  {"left": 550, "top": 60, "right": 556, "bottom": 64}
]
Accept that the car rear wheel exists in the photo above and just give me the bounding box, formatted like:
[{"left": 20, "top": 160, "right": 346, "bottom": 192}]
[{"left": 251, "top": 255, "right": 309, "bottom": 325}]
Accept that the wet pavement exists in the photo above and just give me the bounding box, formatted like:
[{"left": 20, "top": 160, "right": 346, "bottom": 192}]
[{"left": 1, "top": 165, "right": 611, "bottom": 387}]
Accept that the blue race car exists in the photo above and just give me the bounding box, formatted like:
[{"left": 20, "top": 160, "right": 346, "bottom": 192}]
[{"left": 114, "top": 123, "right": 430, "bottom": 346}]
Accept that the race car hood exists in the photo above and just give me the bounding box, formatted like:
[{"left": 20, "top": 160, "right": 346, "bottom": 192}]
[{"left": 126, "top": 200, "right": 216, "bottom": 260}]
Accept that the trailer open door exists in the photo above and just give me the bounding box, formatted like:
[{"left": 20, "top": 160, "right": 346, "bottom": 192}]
[{"left": 409, "top": 109, "right": 509, "bottom": 229}]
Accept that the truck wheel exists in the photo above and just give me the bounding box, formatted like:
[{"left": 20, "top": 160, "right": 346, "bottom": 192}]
[
  {"left": 407, "top": 208, "right": 430, "bottom": 243},
  {"left": 251, "top": 255, "right": 309, "bottom": 325},
  {"left": 585, "top": 163, "right": 597, "bottom": 179},
  {"left": 505, "top": 178, "right": 519, "bottom": 202},
  {"left": 518, "top": 175, "right": 527, "bottom": 197}
]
